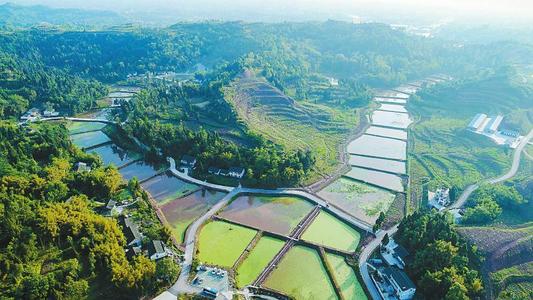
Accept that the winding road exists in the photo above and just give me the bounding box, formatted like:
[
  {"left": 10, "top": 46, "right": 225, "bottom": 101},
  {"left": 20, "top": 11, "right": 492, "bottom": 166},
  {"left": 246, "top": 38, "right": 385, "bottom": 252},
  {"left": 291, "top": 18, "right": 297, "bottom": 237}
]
[{"left": 450, "top": 128, "right": 533, "bottom": 210}]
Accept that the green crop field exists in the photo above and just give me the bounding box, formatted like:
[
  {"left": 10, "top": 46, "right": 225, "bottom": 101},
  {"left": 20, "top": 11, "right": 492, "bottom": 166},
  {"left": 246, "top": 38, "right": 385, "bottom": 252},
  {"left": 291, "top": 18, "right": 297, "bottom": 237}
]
[
  {"left": 235, "top": 236, "right": 285, "bottom": 288},
  {"left": 326, "top": 253, "right": 367, "bottom": 300},
  {"left": 263, "top": 246, "right": 336, "bottom": 299},
  {"left": 492, "top": 262, "right": 533, "bottom": 299},
  {"left": 196, "top": 221, "right": 257, "bottom": 268},
  {"left": 301, "top": 211, "right": 361, "bottom": 252},
  {"left": 226, "top": 75, "right": 358, "bottom": 183},
  {"left": 407, "top": 75, "right": 533, "bottom": 207}
]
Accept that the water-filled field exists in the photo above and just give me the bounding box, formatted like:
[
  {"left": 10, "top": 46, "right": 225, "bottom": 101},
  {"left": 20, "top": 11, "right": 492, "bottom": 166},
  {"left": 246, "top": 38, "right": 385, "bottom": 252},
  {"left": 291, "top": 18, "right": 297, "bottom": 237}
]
[
  {"left": 197, "top": 221, "right": 257, "bottom": 268},
  {"left": 141, "top": 172, "right": 199, "bottom": 204},
  {"left": 345, "top": 167, "right": 404, "bottom": 192},
  {"left": 395, "top": 85, "right": 419, "bottom": 95},
  {"left": 347, "top": 135, "right": 406, "bottom": 160},
  {"left": 349, "top": 155, "right": 406, "bottom": 174},
  {"left": 108, "top": 91, "right": 135, "bottom": 98},
  {"left": 326, "top": 253, "right": 367, "bottom": 300},
  {"left": 378, "top": 104, "right": 407, "bottom": 113},
  {"left": 235, "top": 236, "right": 285, "bottom": 288},
  {"left": 371, "top": 110, "right": 412, "bottom": 129},
  {"left": 160, "top": 189, "right": 226, "bottom": 242},
  {"left": 263, "top": 246, "right": 336, "bottom": 299},
  {"left": 318, "top": 178, "right": 395, "bottom": 224},
  {"left": 365, "top": 126, "right": 407, "bottom": 140},
  {"left": 119, "top": 160, "right": 161, "bottom": 181},
  {"left": 301, "top": 211, "right": 361, "bottom": 252},
  {"left": 219, "top": 195, "right": 313, "bottom": 235},
  {"left": 88, "top": 144, "right": 139, "bottom": 167},
  {"left": 375, "top": 91, "right": 410, "bottom": 99},
  {"left": 71, "top": 131, "right": 111, "bottom": 148},
  {"left": 67, "top": 121, "right": 106, "bottom": 134},
  {"left": 374, "top": 97, "right": 407, "bottom": 105}
]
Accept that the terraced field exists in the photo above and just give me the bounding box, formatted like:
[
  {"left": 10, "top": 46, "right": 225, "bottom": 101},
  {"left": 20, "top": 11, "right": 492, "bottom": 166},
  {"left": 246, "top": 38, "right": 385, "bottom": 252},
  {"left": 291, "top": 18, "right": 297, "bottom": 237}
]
[
  {"left": 226, "top": 72, "right": 356, "bottom": 180},
  {"left": 457, "top": 225, "right": 533, "bottom": 271},
  {"left": 88, "top": 144, "right": 140, "bottom": 167},
  {"left": 66, "top": 121, "right": 107, "bottom": 134}
]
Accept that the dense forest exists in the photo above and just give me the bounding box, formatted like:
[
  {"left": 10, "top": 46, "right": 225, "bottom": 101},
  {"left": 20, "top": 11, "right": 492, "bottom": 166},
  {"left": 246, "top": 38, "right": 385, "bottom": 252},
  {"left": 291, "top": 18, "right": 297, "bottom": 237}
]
[
  {"left": 0, "top": 120, "right": 179, "bottom": 299},
  {"left": 395, "top": 211, "right": 484, "bottom": 299}
]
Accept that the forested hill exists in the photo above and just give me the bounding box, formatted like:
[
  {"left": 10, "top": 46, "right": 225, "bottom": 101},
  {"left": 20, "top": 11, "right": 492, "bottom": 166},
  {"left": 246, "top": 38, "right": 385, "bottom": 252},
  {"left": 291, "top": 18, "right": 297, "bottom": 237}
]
[{"left": 0, "top": 3, "right": 127, "bottom": 27}]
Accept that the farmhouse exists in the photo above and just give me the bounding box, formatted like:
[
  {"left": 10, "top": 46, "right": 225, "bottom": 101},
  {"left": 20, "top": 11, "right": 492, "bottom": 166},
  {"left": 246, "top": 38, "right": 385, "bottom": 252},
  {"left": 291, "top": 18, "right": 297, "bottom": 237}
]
[
  {"left": 148, "top": 240, "right": 169, "bottom": 261},
  {"left": 74, "top": 162, "right": 91, "bottom": 172},
  {"left": 228, "top": 167, "right": 246, "bottom": 179},
  {"left": 43, "top": 109, "right": 60, "bottom": 117},
  {"left": 381, "top": 239, "right": 409, "bottom": 269},
  {"left": 20, "top": 107, "right": 41, "bottom": 121},
  {"left": 428, "top": 188, "right": 450, "bottom": 210},
  {"left": 180, "top": 155, "right": 197, "bottom": 168},
  {"left": 381, "top": 266, "right": 416, "bottom": 300},
  {"left": 119, "top": 216, "right": 143, "bottom": 247}
]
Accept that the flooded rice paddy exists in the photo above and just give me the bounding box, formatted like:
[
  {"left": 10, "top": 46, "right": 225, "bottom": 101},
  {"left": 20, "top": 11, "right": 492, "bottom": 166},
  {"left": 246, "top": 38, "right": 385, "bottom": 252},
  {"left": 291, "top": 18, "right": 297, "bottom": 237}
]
[
  {"left": 264, "top": 245, "right": 336, "bottom": 299},
  {"left": 119, "top": 160, "right": 161, "bottom": 182},
  {"left": 141, "top": 172, "right": 199, "bottom": 205},
  {"left": 349, "top": 155, "right": 406, "bottom": 174},
  {"left": 374, "top": 97, "right": 407, "bottom": 105},
  {"left": 347, "top": 135, "right": 406, "bottom": 161},
  {"left": 66, "top": 121, "right": 106, "bottom": 134},
  {"left": 89, "top": 144, "right": 139, "bottom": 167},
  {"left": 395, "top": 85, "right": 419, "bottom": 95},
  {"left": 378, "top": 104, "right": 408, "bottom": 113},
  {"left": 219, "top": 195, "right": 314, "bottom": 236},
  {"left": 301, "top": 211, "right": 361, "bottom": 252},
  {"left": 365, "top": 126, "right": 407, "bottom": 140},
  {"left": 160, "top": 189, "right": 226, "bottom": 242},
  {"left": 371, "top": 110, "right": 412, "bottom": 129},
  {"left": 326, "top": 253, "right": 367, "bottom": 300},
  {"left": 197, "top": 221, "right": 257, "bottom": 268},
  {"left": 375, "top": 91, "right": 410, "bottom": 99},
  {"left": 345, "top": 167, "right": 404, "bottom": 192},
  {"left": 318, "top": 178, "right": 395, "bottom": 224},
  {"left": 71, "top": 131, "right": 111, "bottom": 148},
  {"left": 235, "top": 236, "right": 285, "bottom": 288}
]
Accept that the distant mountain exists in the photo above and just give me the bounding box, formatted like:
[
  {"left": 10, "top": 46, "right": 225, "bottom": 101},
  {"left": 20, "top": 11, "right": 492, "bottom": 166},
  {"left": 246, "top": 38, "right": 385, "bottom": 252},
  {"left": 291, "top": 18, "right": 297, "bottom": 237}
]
[{"left": 0, "top": 2, "right": 127, "bottom": 27}]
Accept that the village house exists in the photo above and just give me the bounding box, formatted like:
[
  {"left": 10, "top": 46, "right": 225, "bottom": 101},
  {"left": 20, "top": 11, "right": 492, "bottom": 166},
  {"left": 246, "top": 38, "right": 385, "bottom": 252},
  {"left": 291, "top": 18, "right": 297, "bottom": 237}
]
[
  {"left": 119, "top": 216, "right": 143, "bottom": 247},
  {"left": 43, "top": 109, "right": 60, "bottom": 117},
  {"left": 102, "top": 200, "right": 117, "bottom": 216},
  {"left": 380, "top": 266, "right": 417, "bottom": 300},
  {"left": 148, "top": 240, "right": 169, "bottom": 261},
  {"left": 428, "top": 188, "right": 450, "bottom": 210},
  {"left": 381, "top": 239, "right": 409, "bottom": 269},
  {"left": 20, "top": 108, "right": 41, "bottom": 121},
  {"left": 180, "top": 155, "right": 197, "bottom": 169},
  {"left": 74, "top": 162, "right": 91, "bottom": 172},
  {"left": 227, "top": 167, "right": 246, "bottom": 179}
]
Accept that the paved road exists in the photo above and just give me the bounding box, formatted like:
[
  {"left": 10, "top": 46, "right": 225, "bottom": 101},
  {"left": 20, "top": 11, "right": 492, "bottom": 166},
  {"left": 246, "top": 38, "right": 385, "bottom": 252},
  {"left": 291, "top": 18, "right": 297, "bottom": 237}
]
[
  {"left": 358, "top": 225, "right": 399, "bottom": 300},
  {"left": 450, "top": 128, "right": 533, "bottom": 210},
  {"left": 168, "top": 188, "right": 241, "bottom": 296}
]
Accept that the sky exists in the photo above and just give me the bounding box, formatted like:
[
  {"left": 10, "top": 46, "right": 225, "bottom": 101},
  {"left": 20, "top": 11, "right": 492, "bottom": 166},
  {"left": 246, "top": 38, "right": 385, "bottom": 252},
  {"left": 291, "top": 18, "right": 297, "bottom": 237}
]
[{"left": 4, "top": 0, "right": 533, "bottom": 25}]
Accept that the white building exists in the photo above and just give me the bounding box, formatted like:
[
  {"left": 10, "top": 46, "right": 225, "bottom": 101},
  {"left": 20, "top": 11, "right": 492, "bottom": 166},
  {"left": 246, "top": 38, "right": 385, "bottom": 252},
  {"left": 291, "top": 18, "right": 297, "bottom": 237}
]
[
  {"left": 381, "top": 239, "right": 409, "bottom": 269},
  {"left": 484, "top": 115, "right": 503, "bottom": 134},
  {"left": 428, "top": 188, "right": 450, "bottom": 210},
  {"left": 468, "top": 113, "right": 487, "bottom": 131},
  {"left": 381, "top": 267, "right": 417, "bottom": 300}
]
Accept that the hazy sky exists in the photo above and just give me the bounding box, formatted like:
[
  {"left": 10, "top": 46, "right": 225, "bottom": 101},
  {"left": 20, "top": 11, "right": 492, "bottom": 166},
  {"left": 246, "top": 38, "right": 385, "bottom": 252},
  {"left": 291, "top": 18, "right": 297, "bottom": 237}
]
[{"left": 4, "top": 0, "right": 533, "bottom": 24}]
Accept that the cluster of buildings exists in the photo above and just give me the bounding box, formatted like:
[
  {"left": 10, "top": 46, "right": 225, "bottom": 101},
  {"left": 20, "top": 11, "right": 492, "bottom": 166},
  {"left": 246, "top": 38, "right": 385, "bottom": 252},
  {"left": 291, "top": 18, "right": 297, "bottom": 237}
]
[
  {"left": 208, "top": 166, "right": 246, "bottom": 179},
  {"left": 368, "top": 239, "right": 416, "bottom": 300},
  {"left": 118, "top": 215, "right": 173, "bottom": 262},
  {"left": 20, "top": 107, "right": 60, "bottom": 122},
  {"left": 180, "top": 155, "right": 246, "bottom": 180},
  {"left": 428, "top": 188, "right": 451, "bottom": 211},
  {"left": 467, "top": 113, "right": 522, "bottom": 148}
]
